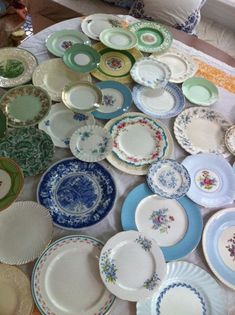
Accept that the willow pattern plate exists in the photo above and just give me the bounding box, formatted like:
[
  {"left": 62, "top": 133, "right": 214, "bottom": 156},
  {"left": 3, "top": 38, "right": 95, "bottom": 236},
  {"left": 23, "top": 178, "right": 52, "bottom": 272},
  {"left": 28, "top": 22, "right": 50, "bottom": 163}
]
[
  {"left": 225, "top": 125, "right": 235, "bottom": 155},
  {"left": 100, "top": 28, "right": 137, "bottom": 50}
]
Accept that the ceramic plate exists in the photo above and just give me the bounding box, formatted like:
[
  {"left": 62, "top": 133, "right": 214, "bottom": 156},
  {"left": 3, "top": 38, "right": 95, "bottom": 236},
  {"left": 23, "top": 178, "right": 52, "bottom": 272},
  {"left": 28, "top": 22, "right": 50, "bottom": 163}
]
[
  {"left": 37, "top": 157, "right": 116, "bottom": 229},
  {"left": 0, "top": 157, "right": 24, "bottom": 211},
  {"left": 46, "top": 30, "right": 91, "bottom": 57},
  {"left": 121, "top": 183, "right": 202, "bottom": 261},
  {"left": 32, "top": 58, "right": 92, "bottom": 102},
  {"left": 91, "top": 42, "right": 143, "bottom": 84},
  {"left": 225, "top": 125, "right": 235, "bottom": 155},
  {"left": 0, "top": 201, "right": 52, "bottom": 265},
  {"left": 132, "top": 83, "right": 185, "bottom": 119},
  {"left": 182, "top": 77, "right": 219, "bottom": 106},
  {"left": 182, "top": 153, "right": 235, "bottom": 208},
  {"left": 0, "top": 127, "right": 54, "bottom": 177},
  {"left": 39, "top": 102, "right": 94, "bottom": 148},
  {"left": 92, "top": 81, "right": 132, "bottom": 119},
  {"left": 0, "top": 85, "right": 51, "bottom": 127},
  {"left": 100, "top": 28, "right": 137, "bottom": 50},
  {"left": 174, "top": 107, "right": 231, "bottom": 158},
  {"left": 0, "top": 109, "right": 6, "bottom": 138},
  {"left": 0, "top": 265, "right": 34, "bottom": 315},
  {"left": 203, "top": 208, "right": 235, "bottom": 290},
  {"left": 32, "top": 235, "right": 115, "bottom": 315},
  {"left": 137, "top": 261, "right": 226, "bottom": 315},
  {"left": 70, "top": 125, "right": 113, "bottom": 162},
  {"left": 130, "top": 57, "right": 171, "bottom": 89},
  {"left": 0, "top": 47, "right": 38, "bottom": 88},
  {"left": 99, "top": 230, "right": 166, "bottom": 301}
]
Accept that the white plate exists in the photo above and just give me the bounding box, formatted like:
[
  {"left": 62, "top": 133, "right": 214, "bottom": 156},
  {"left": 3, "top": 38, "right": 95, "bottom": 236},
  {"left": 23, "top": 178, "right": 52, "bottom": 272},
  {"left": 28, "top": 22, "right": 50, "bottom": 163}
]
[{"left": 225, "top": 125, "right": 235, "bottom": 155}]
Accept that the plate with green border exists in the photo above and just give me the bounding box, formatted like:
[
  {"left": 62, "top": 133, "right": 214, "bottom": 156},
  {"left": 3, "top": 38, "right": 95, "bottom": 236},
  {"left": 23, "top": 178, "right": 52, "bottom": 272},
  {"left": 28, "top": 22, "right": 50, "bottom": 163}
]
[
  {"left": 46, "top": 30, "right": 91, "bottom": 57},
  {"left": 0, "top": 157, "right": 24, "bottom": 211},
  {"left": 100, "top": 28, "right": 137, "bottom": 50},
  {"left": 0, "top": 85, "right": 51, "bottom": 127},
  {"left": 128, "top": 21, "right": 172, "bottom": 53},
  {"left": 63, "top": 43, "right": 100, "bottom": 73}
]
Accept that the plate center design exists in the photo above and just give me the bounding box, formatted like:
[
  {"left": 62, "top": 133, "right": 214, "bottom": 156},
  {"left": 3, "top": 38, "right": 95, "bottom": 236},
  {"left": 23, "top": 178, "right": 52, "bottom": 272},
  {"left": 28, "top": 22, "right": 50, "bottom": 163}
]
[
  {"left": 155, "top": 167, "right": 182, "bottom": 193},
  {"left": 195, "top": 169, "right": 220, "bottom": 192},
  {"left": 99, "top": 88, "right": 123, "bottom": 113},
  {"left": 0, "top": 59, "right": 24, "bottom": 78},
  {"left": 106, "top": 57, "right": 123, "bottom": 70},
  {"left": 141, "top": 32, "right": 158, "bottom": 44},
  {"left": 218, "top": 227, "right": 235, "bottom": 271},
  {"left": 0, "top": 169, "right": 11, "bottom": 199}
]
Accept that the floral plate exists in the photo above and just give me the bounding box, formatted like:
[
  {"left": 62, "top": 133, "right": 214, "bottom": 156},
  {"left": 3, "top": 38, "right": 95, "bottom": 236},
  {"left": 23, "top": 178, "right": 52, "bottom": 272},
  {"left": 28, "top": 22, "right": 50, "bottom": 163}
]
[
  {"left": 37, "top": 157, "right": 116, "bottom": 229},
  {"left": 100, "top": 28, "right": 137, "bottom": 50},
  {"left": 99, "top": 230, "right": 166, "bottom": 302},
  {"left": 225, "top": 125, "right": 235, "bottom": 155}
]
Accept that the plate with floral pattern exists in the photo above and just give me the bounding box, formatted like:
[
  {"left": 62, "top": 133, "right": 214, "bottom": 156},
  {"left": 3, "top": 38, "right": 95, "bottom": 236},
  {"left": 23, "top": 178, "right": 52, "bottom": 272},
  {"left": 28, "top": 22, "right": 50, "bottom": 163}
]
[
  {"left": 99, "top": 230, "right": 166, "bottom": 302},
  {"left": 100, "top": 28, "right": 137, "bottom": 50},
  {"left": 225, "top": 125, "right": 235, "bottom": 155}
]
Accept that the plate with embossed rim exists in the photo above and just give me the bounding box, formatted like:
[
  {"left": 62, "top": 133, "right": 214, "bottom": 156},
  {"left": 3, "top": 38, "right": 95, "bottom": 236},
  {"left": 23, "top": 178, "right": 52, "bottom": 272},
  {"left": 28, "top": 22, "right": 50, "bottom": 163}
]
[
  {"left": 132, "top": 83, "right": 185, "bottom": 119},
  {"left": 203, "top": 208, "right": 235, "bottom": 290},
  {"left": 225, "top": 125, "right": 235, "bottom": 155},
  {"left": 32, "top": 235, "right": 116, "bottom": 315},
  {"left": 182, "top": 153, "right": 235, "bottom": 208},
  {"left": 100, "top": 28, "right": 137, "bottom": 50},
  {"left": 91, "top": 42, "right": 143, "bottom": 84},
  {"left": 99, "top": 230, "right": 166, "bottom": 301},
  {"left": 32, "top": 58, "right": 92, "bottom": 102},
  {"left": 37, "top": 157, "right": 116, "bottom": 229},
  {"left": 0, "top": 127, "right": 54, "bottom": 177},
  {"left": 0, "top": 47, "right": 38, "bottom": 88},
  {"left": 174, "top": 107, "right": 231, "bottom": 158},
  {"left": 137, "top": 261, "right": 226, "bottom": 315}
]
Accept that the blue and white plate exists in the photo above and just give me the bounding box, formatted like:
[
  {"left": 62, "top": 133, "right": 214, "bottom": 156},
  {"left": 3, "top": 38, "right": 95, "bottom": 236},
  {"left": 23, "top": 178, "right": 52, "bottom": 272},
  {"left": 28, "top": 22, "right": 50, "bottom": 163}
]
[
  {"left": 121, "top": 183, "right": 202, "bottom": 261},
  {"left": 37, "top": 157, "right": 116, "bottom": 229},
  {"left": 132, "top": 83, "right": 185, "bottom": 119}
]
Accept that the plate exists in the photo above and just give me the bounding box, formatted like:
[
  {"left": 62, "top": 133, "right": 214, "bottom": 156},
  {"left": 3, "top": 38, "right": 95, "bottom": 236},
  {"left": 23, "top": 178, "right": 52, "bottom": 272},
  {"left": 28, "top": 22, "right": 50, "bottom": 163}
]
[
  {"left": 91, "top": 42, "right": 143, "bottom": 84},
  {"left": 32, "top": 235, "right": 115, "bottom": 315},
  {"left": 99, "top": 230, "right": 166, "bottom": 301},
  {"left": 0, "top": 47, "right": 38, "bottom": 88},
  {"left": 182, "top": 153, "right": 235, "bottom": 208},
  {"left": 0, "top": 201, "right": 53, "bottom": 265},
  {"left": 121, "top": 183, "right": 202, "bottom": 261},
  {"left": 182, "top": 77, "right": 219, "bottom": 106},
  {"left": 0, "top": 265, "right": 34, "bottom": 315},
  {"left": 137, "top": 261, "right": 226, "bottom": 315},
  {"left": 100, "top": 28, "right": 137, "bottom": 50},
  {"left": 130, "top": 57, "right": 171, "bottom": 89},
  {"left": 132, "top": 82, "right": 185, "bottom": 119},
  {"left": 129, "top": 21, "right": 172, "bottom": 53},
  {"left": 225, "top": 125, "right": 235, "bottom": 155},
  {"left": 174, "top": 107, "right": 231, "bottom": 158},
  {"left": 0, "top": 85, "right": 51, "bottom": 127},
  {"left": 39, "top": 102, "right": 94, "bottom": 148},
  {"left": 0, "top": 157, "right": 24, "bottom": 211},
  {"left": 92, "top": 80, "right": 132, "bottom": 120},
  {"left": 63, "top": 43, "right": 100, "bottom": 73},
  {"left": 46, "top": 30, "right": 91, "bottom": 57},
  {"left": 203, "top": 208, "right": 235, "bottom": 290},
  {"left": 32, "top": 58, "right": 92, "bottom": 102},
  {"left": 70, "top": 125, "right": 113, "bottom": 162},
  {"left": 0, "top": 109, "right": 6, "bottom": 138},
  {"left": 147, "top": 159, "right": 191, "bottom": 199},
  {"left": 37, "top": 157, "right": 116, "bottom": 229},
  {"left": 0, "top": 127, "right": 54, "bottom": 177}
]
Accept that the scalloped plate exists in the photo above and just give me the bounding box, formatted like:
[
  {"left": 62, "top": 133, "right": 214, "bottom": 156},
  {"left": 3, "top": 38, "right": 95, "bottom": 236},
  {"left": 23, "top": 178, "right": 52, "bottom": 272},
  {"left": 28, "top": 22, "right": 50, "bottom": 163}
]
[{"left": 225, "top": 125, "right": 235, "bottom": 155}]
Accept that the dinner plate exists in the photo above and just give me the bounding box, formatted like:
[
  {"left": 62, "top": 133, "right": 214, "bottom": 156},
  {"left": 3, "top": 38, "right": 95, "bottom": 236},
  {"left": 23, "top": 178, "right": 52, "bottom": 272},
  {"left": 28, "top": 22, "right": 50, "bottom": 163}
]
[
  {"left": 32, "top": 58, "right": 92, "bottom": 102},
  {"left": 70, "top": 125, "right": 113, "bottom": 162},
  {"left": 132, "top": 83, "right": 185, "bottom": 119},
  {"left": 0, "top": 201, "right": 53, "bottom": 265},
  {"left": 0, "top": 157, "right": 24, "bottom": 211},
  {"left": 121, "top": 183, "right": 202, "bottom": 261},
  {"left": 129, "top": 21, "right": 172, "bottom": 53},
  {"left": 0, "top": 265, "right": 34, "bottom": 315},
  {"left": 0, "top": 85, "right": 51, "bottom": 127},
  {"left": 99, "top": 231, "right": 166, "bottom": 301},
  {"left": 0, "top": 127, "right": 54, "bottom": 177},
  {"left": 100, "top": 28, "right": 137, "bottom": 50},
  {"left": 0, "top": 47, "right": 38, "bottom": 88},
  {"left": 46, "top": 30, "right": 91, "bottom": 57},
  {"left": 174, "top": 107, "right": 231, "bottom": 158},
  {"left": 37, "top": 157, "right": 116, "bottom": 229},
  {"left": 137, "top": 261, "right": 226, "bottom": 315},
  {"left": 182, "top": 153, "right": 235, "bottom": 208},
  {"left": 91, "top": 42, "right": 143, "bottom": 84},
  {"left": 203, "top": 208, "right": 235, "bottom": 290},
  {"left": 39, "top": 102, "right": 94, "bottom": 148},
  {"left": 32, "top": 235, "right": 115, "bottom": 315},
  {"left": 130, "top": 57, "right": 171, "bottom": 89},
  {"left": 225, "top": 125, "right": 235, "bottom": 155}
]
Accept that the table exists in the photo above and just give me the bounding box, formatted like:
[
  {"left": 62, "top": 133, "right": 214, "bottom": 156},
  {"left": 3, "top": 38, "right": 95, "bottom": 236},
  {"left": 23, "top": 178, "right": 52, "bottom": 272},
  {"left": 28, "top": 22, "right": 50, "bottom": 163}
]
[{"left": 19, "top": 15, "right": 235, "bottom": 315}]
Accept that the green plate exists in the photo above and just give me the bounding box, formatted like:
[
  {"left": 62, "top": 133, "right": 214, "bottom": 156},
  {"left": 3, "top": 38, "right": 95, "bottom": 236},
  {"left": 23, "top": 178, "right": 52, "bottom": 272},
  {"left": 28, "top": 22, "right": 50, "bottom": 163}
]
[
  {"left": 0, "top": 109, "right": 6, "bottom": 138},
  {"left": 0, "top": 127, "right": 54, "bottom": 177},
  {"left": 63, "top": 43, "right": 100, "bottom": 73},
  {"left": 100, "top": 28, "right": 137, "bottom": 50}
]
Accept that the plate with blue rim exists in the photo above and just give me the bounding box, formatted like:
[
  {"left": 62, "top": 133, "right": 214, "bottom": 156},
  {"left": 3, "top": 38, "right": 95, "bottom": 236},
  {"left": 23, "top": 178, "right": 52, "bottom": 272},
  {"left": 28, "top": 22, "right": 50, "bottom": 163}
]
[
  {"left": 37, "top": 157, "right": 116, "bottom": 229},
  {"left": 92, "top": 81, "right": 132, "bottom": 120},
  {"left": 121, "top": 183, "right": 202, "bottom": 261}
]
